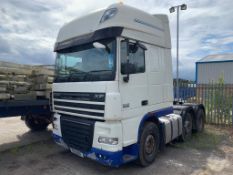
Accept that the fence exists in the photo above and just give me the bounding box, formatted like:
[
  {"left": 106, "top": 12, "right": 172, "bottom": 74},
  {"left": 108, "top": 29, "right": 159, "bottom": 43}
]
[{"left": 175, "top": 83, "right": 233, "bottom": 127}]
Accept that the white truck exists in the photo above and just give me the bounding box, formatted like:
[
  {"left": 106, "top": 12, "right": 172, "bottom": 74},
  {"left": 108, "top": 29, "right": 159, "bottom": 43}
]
[{"left": 52, "top": 3, "right": 205, "bottom": 167}]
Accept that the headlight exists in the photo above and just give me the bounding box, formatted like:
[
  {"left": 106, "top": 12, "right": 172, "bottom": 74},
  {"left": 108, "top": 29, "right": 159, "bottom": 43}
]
[
  {"left": 98, "top": 136, "right": 118, "bottom": 145},
  {"left": 100, "top": 8, "right": 118, "bottom": 23}
]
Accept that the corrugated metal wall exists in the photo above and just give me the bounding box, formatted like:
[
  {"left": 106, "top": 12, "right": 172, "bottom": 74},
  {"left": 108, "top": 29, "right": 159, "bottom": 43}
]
[{"left": 197, "top": 62, "right": 233, "bottom": 84}]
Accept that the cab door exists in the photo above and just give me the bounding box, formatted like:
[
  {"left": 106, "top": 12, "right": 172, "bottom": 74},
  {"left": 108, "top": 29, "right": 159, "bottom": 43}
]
[{"left": 119, "top": 39, "right": 148, "bottom": 118}]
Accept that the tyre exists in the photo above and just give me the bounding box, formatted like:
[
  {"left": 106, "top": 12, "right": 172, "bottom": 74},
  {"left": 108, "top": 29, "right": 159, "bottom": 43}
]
[
  {"left": 25, "top": 115, "right": 49, "bottom": 131},
  {"left": 195, "top": 109, "right": 205, "bottom": 132},
  {"left": 137, "top": 122, "right": 160, "bottom": 167},
  {"left": 179, "top": 112, "right": 192, "bottom": 142}
]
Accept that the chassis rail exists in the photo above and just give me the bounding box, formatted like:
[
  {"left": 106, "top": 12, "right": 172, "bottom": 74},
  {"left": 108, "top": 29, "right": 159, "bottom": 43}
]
[{"left": 0, "top": 100, "right": 51, "bottom": 118}]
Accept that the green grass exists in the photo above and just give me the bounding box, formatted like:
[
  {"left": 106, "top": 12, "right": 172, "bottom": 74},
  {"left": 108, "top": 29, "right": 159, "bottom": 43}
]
[{"left": 175, "top": 125, "right": 227, "bottom": 150}]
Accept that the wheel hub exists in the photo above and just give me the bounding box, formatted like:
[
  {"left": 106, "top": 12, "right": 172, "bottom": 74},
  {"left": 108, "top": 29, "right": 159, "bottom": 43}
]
[{"left": 145, "top": 134, "right": 155, "bottom": 154}]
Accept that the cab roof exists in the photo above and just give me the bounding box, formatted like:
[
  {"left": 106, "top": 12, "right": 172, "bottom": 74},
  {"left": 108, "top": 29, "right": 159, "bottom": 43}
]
[{"left": 55, "top": 3, "right": 171, "bottom": 51}]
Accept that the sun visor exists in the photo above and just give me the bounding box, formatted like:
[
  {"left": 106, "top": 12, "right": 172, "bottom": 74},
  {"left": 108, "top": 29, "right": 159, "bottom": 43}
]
[{"left": 54, "top": 27, "right": 123, "bottom": 52}]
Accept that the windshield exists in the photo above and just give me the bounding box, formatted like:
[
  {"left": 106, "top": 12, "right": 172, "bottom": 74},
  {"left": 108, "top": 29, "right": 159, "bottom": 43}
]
[{"left": 55, "top": 38, "right": 116, "bottom": 82}]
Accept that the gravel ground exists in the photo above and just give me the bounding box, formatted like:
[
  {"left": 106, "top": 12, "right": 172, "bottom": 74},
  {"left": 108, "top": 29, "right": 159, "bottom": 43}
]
[
  {"left": 0, "top": 118, "right": 233, "bottom": 175},
  {"left": 0, "top": 117, "right": 52, "bottom": 152}
]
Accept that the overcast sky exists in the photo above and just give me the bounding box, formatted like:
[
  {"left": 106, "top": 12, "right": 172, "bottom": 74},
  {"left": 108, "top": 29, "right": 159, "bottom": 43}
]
[{"left": 0, "top": 0, "right": 233, "bottom": 80}]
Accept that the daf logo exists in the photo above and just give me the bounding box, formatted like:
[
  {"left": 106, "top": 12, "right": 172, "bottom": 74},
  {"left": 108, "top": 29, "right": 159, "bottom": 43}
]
[{"left": 94, "top": 94, "right": 105, "bottom": 99}]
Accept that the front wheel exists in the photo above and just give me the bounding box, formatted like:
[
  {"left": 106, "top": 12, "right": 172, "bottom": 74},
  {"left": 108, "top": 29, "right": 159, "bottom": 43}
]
[
  {"left": 137, "top": 122, "right": 160, "bottom": 167},
  {"left": 25, "top": 115, "right": 49, "bottom": 131}
]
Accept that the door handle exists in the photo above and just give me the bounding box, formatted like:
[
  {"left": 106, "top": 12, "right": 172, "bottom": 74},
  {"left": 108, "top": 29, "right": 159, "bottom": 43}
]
[{"left": 141, "top": 100, "right": 148, "bottom": 106}]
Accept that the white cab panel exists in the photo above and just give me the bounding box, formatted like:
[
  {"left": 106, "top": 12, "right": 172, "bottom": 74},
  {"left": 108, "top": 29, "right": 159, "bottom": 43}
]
[
  {"left": 119, "top": 73, "right": 148, "bottom": 111},
  {"left": 104, "top": 92, "right": 122, "bottom": 120},
  {"left": 121, "top": 115, "right": 143, "bottom": 147},
  {"left": 146, "top": 45, "right": 173, "bottom": 106}
]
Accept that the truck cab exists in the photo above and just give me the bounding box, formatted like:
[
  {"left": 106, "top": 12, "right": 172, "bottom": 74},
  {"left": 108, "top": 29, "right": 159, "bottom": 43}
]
[{"left": 52, "top": 3, "right": 205, "bottom": 167}]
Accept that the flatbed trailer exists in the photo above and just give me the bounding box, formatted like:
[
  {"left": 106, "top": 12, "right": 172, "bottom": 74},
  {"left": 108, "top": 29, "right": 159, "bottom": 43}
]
[{"left": 0, "top": 99, "right": 52, "bottom": 131}]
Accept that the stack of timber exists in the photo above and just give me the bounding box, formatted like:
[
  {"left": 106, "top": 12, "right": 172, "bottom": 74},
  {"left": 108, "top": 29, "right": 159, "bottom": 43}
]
[
  {"left": 32, "top": 66, "right": 54, "bottom": 99},
  {"left": 0, "top": 61, "right": 54, "bottom": 101}
]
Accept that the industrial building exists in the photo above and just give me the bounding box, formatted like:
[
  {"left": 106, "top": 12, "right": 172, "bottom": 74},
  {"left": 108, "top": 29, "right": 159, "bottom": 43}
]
[{"left": 196, "top": 53, "right": 233, "bottom": 84}]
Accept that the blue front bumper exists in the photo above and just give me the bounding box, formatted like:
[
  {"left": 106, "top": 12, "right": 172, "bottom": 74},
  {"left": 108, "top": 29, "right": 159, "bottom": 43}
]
[{"left": 52, "top": 134, "right": 138, "bottom": 167}]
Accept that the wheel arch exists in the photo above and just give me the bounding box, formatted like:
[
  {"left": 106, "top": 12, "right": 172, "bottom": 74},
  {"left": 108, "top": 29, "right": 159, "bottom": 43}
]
[{"left": 137, "top": 107, "right": 173, "bottom": 149}]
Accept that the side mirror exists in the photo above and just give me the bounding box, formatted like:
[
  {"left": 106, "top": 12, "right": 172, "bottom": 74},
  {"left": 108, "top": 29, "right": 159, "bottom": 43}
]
[
  {"left": 123, "top": 39, "right": 130, "bottom": 83},
  {"left": 123, "top": 75, "right": 129, "bottom": 82},
  {"left": 129, "top": 43, "right": 138, "bottom": 54},
  {"left": 123, "top": 59, "right": 130, "bottom": 82}
]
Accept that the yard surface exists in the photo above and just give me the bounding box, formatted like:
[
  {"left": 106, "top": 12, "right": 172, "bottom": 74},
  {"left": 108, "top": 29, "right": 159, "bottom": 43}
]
[
  {"left": 0, "top": 117, "right": 233, "bottom": 175},
  {"left": 0, "top": 117, "right": 52, "bottom": 152}
]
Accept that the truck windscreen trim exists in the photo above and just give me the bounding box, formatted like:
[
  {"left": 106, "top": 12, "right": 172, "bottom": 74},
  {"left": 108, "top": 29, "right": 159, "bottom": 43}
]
[{"left": 54, "top": 27, "right": 123, "bottom": 52}]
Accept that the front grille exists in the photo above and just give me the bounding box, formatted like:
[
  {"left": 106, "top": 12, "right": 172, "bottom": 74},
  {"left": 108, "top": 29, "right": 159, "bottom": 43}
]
[
  {"left": 61, "top": 115, "right": 95, "bottom": 152},
  {"left": 53, "top": 92, "right": 105, "bottom": 119},
  {"left": 54, "top": 101, "right": 105, "bottom": 110},
  {"left": 53, "top": 92, "right": 105, "bottom": 102},
  {"left": 55, "top": 107, "right": 104, "bottom": 117}
]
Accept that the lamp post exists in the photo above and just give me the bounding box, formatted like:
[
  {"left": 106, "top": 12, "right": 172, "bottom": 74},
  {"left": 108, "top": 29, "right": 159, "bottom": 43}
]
[{"left": 169, "top": 4, "right": 187, "bottom": 101}]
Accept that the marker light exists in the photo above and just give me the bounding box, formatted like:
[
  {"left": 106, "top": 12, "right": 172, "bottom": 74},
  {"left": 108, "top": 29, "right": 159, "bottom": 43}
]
[
  {"left": 98, "top": 136, "right": 118, "bottom": 145},
  {"left": 100, "top": 8, "right": 118, "bottom": 23}
]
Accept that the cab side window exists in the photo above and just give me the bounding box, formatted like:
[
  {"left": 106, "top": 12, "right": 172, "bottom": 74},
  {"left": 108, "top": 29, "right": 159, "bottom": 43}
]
[{"left": 121, "top": 41, "right": 145, "bottom": 74}]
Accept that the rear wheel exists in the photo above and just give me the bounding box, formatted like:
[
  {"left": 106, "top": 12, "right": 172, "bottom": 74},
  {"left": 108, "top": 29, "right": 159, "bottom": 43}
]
[
  {"left": 195, "top": 109, "right": 205, "bottom": 132},
  {"left": 137, "top": 122, "right": 160, "bottom": 167},
  {"left": 180, "top": 112, "right": 192, "bottom": 142},
  {"left": 25, "top": 115, "right": 49, "bottom": 131}
]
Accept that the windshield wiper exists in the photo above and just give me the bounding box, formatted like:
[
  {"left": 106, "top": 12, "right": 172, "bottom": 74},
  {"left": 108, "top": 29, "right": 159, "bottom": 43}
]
[{"left": 86, "top": 70, "right": 112, "bottom": 73}]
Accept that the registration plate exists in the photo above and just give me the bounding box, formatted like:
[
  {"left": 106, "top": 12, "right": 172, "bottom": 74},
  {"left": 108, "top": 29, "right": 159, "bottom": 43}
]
[{"left": 70, "top": 148, "right": 84, "bottom": 158}]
